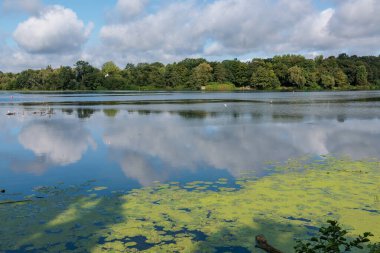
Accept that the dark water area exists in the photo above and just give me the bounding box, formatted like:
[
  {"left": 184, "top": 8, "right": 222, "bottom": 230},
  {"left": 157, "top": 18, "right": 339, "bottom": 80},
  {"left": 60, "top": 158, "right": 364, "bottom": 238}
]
[{"left": 1, "top": 91, "right": 380, "bottom": 198}]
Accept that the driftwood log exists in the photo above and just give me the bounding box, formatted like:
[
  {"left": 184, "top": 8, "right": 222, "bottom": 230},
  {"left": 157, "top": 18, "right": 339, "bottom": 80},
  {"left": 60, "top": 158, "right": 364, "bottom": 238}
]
[{"left": 255, "top": 235, "right": 283, "bottom": 253}]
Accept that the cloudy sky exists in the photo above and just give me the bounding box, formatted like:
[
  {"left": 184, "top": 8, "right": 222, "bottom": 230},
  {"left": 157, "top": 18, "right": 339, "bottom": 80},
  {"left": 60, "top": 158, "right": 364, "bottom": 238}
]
[{"left": 0, "top": 0, "right": 379, "bottom": 72}]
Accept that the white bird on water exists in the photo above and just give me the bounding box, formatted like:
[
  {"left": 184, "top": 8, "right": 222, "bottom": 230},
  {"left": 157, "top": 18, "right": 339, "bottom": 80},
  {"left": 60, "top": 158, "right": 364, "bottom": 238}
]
[{"left": 224, "top": 103, "right": 227, "bottom": 107}]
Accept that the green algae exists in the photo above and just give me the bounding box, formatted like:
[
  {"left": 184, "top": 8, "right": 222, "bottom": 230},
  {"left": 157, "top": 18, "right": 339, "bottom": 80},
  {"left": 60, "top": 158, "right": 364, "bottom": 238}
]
[
  {"left": 93, "top": 186, "right": 108, "bottom": 191},
  {"left": 0, "top": 156, "right": 379, "bottom": 252}
]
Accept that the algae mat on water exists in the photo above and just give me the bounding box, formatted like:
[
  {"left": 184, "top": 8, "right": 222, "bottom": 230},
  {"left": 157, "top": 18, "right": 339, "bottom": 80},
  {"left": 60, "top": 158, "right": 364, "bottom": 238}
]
[{"left": 1, "top": 157, "right": 379, "bottom": 252}]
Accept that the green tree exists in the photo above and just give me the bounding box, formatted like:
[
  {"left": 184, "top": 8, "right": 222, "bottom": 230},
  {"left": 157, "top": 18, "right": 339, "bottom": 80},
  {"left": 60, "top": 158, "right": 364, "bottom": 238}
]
[
  {"left": 251, "top": 66, "right": 280, "bottom": 89},
  {"left": 14, "top": 69, "right": 41, "bottom": 90},
  {"left": 212, "top": 63, "right": 228, "bottom": 83},
  {"left": 314, "top": 55, "right": 324, "bottom": 66},
  {"left": 305, "top": 71, "right": 319, "bottom": 89},
  {"left": 130, "top": 62, "right": 165, "bottom": 88},
  {"left": 102, "top": 61, "right": 120, "bottom": 76},
  {"left": 82, "top": 70, "right": 104, "bottom": 90},
  {"left": 57, "top": 66, "right": 76, "bottom": 90},
  {"left": 74, "top": 61, "right": 97, "bottom": 85},
  {"left": 102, "top": 75, "right": 126, "bottom": 90},
  {"left": 320, "top": 73, "right": 335, "bottom": 89},
  {"left": 222, "top": 60, "right": 250, "bottom": 87},
  {"left": 178, "top": 58, "right": 206, "bottom": 70},
  {"left": 39, "top": 66, "right": 57, "bottom": 90},
  {"left": 164, "top": 63, "right": 189, "bottom": 88},
  {"left": 288, "top": 66, "right": 306, "bottom": 89},
  {"left": 0, "top": 72, "right": 16, "bottom": 90},
  {"left": 189, "top": 63, "right": 213, "bottom": 89},
  {"left": 337, "top": 55, "right": 357, "bottom": 85},
  {"left": 2, "top": 53, "right": 380, "bottom": 91},
  {"left": 355, "top": 65, "right": 368, "bottom": 86},
  {"left": 272, "top": 61, "right": 288, "bottom": 85},
  {"left": 334, "top": 69, "right": 349, "bottom": 88}
]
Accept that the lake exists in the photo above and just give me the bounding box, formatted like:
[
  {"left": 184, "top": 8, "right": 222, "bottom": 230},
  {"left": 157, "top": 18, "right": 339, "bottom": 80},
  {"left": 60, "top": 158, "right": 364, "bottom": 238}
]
[
  {"left": 1, "top": 91, "right": 380, "bottom": 252},
  {"left": 1, "top": 91, "right": 380, "bottom": 195}
]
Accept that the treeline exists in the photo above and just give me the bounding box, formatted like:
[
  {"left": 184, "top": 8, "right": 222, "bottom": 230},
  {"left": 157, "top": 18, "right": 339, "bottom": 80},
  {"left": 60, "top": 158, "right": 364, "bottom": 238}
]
[{"left": 1, "top": 53, "right": 379, "bottom": 91}]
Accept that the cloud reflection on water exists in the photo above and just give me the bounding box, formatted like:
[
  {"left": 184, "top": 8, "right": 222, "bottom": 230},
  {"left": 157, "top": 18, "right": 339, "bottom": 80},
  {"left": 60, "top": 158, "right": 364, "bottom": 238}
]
[
  {"left": 103, "top": 112, "right": 380, "bottom": 186},
  {"left": 9, "top": 107, "right": 380, "bottom": 185},
  {"left": 15, "top": 120, "right": 96, "bottom": 174}
]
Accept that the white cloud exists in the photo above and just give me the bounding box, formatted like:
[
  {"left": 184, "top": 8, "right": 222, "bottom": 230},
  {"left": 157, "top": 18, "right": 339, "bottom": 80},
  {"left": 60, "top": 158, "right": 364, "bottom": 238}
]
[
  {"left": 289, "top": 8, "right": 336, "bottom": 51},
  {"left": 13, "top": 5, "right": 93, "bottom": 54},
  {"left": 287, "top": 0, "right": 380, "bottom": 55},
  {"left": 328, "top": 0, "right": 380, "bottom": 38},
  {"left": 114, "top": 0, "right": 148, "bottom": 21},
  {"left": 101, "top": 1, "right": 203, "bottom": 55},
  {"left": 2, "top": 0, "right": 380, "bottom": 72},
  {"left": 98, "top": 0, "right": 380, "bottom": 64},
  {"left": 1, "top": 0, "right": 42, "bottom": 14},
  {"left": 0, "top": 43, "right": 84, "bottom": 72},
  {"left": 99, "top": 0, "right": 314, "bottom": 60}
]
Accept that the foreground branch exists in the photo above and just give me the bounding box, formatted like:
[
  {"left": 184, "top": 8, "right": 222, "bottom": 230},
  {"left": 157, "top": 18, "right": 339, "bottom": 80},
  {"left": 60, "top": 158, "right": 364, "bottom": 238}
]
[{"left": 255, "top": 235, "right": 283, "bottom": 253}]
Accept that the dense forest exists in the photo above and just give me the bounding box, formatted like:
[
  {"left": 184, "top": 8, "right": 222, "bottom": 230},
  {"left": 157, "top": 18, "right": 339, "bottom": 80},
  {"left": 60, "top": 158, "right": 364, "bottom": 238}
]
[{"left": 1, "top": 54, "right": 379, "bottom": 91}]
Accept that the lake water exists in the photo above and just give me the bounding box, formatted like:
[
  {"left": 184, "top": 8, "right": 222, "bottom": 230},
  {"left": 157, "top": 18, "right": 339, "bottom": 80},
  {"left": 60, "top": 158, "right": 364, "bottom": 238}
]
[{"left": 1, "top": 90, "right": 380, "bottom": 197}]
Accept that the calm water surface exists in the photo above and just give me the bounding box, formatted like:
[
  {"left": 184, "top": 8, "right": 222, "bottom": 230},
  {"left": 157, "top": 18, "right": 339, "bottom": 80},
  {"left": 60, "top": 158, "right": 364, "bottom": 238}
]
[{"left": 1, "top": 91, "right": 380, "bottom": 198}]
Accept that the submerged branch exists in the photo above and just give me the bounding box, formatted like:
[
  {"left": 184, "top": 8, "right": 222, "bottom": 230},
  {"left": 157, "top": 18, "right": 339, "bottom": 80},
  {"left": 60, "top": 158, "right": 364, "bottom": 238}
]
[
  {"left": 0, "top": 199, "right": 32, "bottom": 205},
  {"left": 255, "top": 235, "right": 284, "bottom": 253}
]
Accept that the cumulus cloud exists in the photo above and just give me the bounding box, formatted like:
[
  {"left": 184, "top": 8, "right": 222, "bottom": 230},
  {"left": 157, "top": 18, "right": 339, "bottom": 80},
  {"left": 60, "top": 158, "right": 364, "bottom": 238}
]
[
  {"left": 99, "top": 0, "right": 314, "bottom": 59},
  {"left": 288, "top": 0, "right": 380, "bottom": 55},
  {"left": 289, "top": 8, "right": 336, "bottom": 51},
  {"left": 13, "top": 5, "right": 93, "bottom": 54},
  {"left": 113, "top": 0, "right": 148, "bottom": 21},
  {"left": 0, "top": 44, "right": 83, "bottom": 72},
  {"left": 2, "top": 0, "right": 380, "bottom": 72},
  {"left": 328, "top": 0, "right": 380, "bottom": 38},
  {"left": 1, "top": 0, "right": 42, "bottom": 14},
  {"left": 101, "top": 1, "right": 203, "bottom": 55},
  {"left": 98, "top": 0, "right": 380, "bottom": 64}
]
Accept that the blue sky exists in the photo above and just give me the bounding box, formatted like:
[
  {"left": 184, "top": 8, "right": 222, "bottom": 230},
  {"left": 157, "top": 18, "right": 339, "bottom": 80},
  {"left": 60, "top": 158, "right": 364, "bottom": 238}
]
[{"left": 0, "top": 0, "right": 379, "bottom": 72}]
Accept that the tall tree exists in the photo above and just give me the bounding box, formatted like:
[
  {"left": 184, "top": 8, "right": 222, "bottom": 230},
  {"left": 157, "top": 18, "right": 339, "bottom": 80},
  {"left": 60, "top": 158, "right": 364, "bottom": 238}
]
[
  {"left": 189, "top": 63, "right": 213, "bottom": 89},
  {"left": 164, "top": 63, "right": 189, "bottom": 88},
  {"left": 320, "top": 73, "right": 335, "bottom": 89},
  {"left": 251, "top": 66, "right": 280, "bottom": 89},
  {"left": 57, "top": 66, "right": 76, "bottom": 90},
  {"left": 75, "top": 61, "right": 97, "bottom": 85},
  {"left": 212, "top": 63, "right": 228, "bottom": 83},
  {"left": 222, "top": 60, "right": 250, "bottom": 87},
  {"left": 102, "top": 61, "right": 120, "bottom": 76},
  {"left": 334, "top": 69, "right": 349, "bottom": 88},
  {"left": 355, "top": 65, "right": 368, "bottom": 86},
  {"left": 288, "top": 66, "right": 306, "bottom": 89}
]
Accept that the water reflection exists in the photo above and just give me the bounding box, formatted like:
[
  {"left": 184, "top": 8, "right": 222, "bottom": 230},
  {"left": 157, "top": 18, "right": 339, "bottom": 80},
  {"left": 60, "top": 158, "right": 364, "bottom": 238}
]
[
  {"left": 1, "top": 91, "right": 380, "bottom": 193},
  {"left": 16, "top": 120, "right": 96, "bottom": 174},
  {"left": 103, "top": 113, "right": 380, "bottom": 186},
  {"left": 103, "top": 109, "right": 119, "bottom": 118},
  {"left": 77, "top": 108, "right": 97, "bottom": 119}
]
